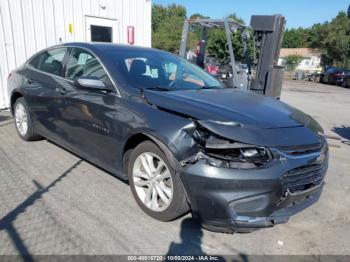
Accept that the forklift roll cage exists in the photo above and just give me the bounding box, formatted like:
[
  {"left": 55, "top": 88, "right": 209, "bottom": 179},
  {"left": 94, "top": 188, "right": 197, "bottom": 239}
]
[{"left": 179, "top": 15, "right": 286, "bottom": 98}]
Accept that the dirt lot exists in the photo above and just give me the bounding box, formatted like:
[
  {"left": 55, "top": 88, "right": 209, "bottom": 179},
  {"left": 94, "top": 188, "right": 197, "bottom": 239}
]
[{"left": 0, "top": 80, "right": 349, "bottom": 256}]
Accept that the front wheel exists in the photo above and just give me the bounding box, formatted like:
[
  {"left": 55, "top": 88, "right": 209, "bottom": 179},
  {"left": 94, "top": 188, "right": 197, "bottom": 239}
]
[
  {"left": 128, "top": 141, "right": 189, "bottom": 221},
  {"left": 14, "top": 98, "right": 41, "bottom": 141}
]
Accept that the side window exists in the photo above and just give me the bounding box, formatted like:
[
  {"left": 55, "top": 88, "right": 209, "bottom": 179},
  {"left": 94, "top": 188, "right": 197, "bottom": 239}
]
[
  {"left": 29, "top": 48, "right": 67, "bottom": 76},
  {"left": 164, "top": 61, "right": 204, "bottom": 87},
  {"left": 65, "top": 48, "right": 109, "bottom": 83},
  {"left": 125, "top": 58, "right": 159, "bottom": 79},
  {"left": 163, "top": 62, "right": 178, "bottom": 81}
]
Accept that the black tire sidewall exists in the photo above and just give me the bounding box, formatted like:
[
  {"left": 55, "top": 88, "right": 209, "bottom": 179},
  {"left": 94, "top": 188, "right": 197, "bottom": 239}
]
[{"left": 128, "top": 141, "right": 189, "bottom": 222}]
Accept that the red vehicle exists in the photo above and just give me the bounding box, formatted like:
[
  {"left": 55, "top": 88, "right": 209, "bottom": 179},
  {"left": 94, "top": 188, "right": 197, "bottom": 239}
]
[{"left": 205, "top": 57, "right": 220, "bottom": 77}]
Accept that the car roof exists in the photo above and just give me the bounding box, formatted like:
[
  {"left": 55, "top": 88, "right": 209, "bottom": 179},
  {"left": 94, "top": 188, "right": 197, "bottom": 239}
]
[
  {"left": 327, "top": 67, "right": 344, "bottom": 71},
  {"left": 62, "top": 42, "right": 166, "bottom": 54}
]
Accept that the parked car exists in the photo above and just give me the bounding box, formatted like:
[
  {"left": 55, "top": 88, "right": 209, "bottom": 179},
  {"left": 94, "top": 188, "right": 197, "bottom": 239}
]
[
  {"left": 320, "top": 67, "right": 347, "bottom": 85},
  {"left": 8, "top": 43, "right": 329, "bottom": 233},
  {"left": 292, "top": 71, "right": 306, "bottom": 81},
  {"left": 306, "top": 72, "right": 321, "bottom": 82},
  {"left": 343, "top": 71, "right": 350, "bottom": 88}
]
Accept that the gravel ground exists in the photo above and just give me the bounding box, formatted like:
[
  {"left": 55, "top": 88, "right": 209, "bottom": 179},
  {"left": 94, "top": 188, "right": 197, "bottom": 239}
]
[{"left": 0, "top": 80, "right": 349, "bottom": 256}]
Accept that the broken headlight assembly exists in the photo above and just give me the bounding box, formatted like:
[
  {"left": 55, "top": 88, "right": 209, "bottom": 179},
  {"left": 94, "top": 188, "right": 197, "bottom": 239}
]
[{"left": 192, "top": 125, "right": 273, "bottom": 169}]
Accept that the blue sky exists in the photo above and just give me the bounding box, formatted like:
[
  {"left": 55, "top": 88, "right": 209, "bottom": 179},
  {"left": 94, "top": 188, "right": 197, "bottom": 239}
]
[{"left": 153, "top": 0, "right": 349, "bottom": 28}]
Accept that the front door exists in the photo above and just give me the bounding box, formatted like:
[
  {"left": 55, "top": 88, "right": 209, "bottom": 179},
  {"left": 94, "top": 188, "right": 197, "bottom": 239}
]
[
  {"left": 85, "top": 16, "right": 119, "bottom": 43},
  {"left": 57, "top": 47, "right": 123, "bottom": 175}
]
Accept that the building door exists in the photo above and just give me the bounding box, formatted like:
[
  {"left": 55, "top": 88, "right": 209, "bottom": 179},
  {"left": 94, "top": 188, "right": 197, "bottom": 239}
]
[{"left": 85, "top": 16, "right": 119, "bottom": 43}]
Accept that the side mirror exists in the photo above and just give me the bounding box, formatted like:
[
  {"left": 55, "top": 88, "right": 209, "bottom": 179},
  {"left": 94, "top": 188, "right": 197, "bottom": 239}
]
[{"left": 75, "top": 77, "right": 112, "bottom": 92}]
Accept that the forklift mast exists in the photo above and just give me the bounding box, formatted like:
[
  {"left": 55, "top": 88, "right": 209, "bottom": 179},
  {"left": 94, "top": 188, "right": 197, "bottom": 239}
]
[
  {"left": 250, "top": 15, "right": 286, "bottom": 98},
  {"left": 179, "top": 15, "right": 286, "bottom": 99}
]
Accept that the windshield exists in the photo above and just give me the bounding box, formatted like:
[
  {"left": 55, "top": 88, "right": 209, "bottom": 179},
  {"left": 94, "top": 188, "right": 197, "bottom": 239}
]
[{"left": 107, "top": 49, "right": 224, "bottom": 91}]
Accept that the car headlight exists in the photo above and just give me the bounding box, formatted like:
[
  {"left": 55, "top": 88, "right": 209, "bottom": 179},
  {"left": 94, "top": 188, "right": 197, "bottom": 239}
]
[{"left": 193, "top": 125, "right": 273, "bottom": 169}]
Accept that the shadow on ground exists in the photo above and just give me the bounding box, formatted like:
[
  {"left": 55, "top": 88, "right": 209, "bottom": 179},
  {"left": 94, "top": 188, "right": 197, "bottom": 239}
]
[
  {"left": 47, "top": 139, "right": 129, "bottom": 185},
  {"left": 0, "top": 114, "right": 11, "bottom": 123},
  {"left": 0, "top": 160, "right": 82, "bottom": 260},
  {"left": 332, "top": 126, "right": 350, "bottom": 141},
  {"left": 166, "top": 218, "right": 248, "bottom": 262}
]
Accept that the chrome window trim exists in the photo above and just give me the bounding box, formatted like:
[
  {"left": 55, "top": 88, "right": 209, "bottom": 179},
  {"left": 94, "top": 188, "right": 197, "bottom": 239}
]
[
  {"left": 26, "top": 64, "right": 74, "bottom": 83},
  {"left": 25, "top": 45, "right": 121, "bottom": 97}
]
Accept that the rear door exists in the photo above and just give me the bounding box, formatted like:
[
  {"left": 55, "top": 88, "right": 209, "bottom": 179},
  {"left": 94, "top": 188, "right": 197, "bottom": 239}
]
[{"left": 23, "top": 47, "right": 69, "bottom": 140}]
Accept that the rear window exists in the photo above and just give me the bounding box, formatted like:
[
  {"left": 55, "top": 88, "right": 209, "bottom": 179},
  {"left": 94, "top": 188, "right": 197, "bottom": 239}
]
[{"left": 28, "top": 48, "right": 67, "bottom": 76}]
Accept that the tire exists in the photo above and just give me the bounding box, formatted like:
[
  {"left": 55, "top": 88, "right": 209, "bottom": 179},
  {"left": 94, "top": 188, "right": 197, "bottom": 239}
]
[
  {"left": 13, "top": 97, "right": 41, "bottom": 141},
  {"left": 128, "top": 141, "right": 189, "bottom": 221}
]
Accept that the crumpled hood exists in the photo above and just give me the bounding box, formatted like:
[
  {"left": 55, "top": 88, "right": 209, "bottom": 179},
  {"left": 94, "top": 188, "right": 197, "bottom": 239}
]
[{"left": 144, "top": 88, "right": 311, "bottom": 129}]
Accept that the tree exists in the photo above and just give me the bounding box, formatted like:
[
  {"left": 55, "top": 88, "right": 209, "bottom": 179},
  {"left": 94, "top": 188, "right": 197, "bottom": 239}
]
[
  {"left": 283, "top": 55, "right": 303, "bottom": 71},
  {"left": 227, "top": 13, "right": 245, "bottom": 24},
  {"left": 187, "top": 13, "right": 211, "bottom": 48},
  {"left": 152, "top": 4, "right": 187, "bottom": 53},
  {"left": 153, "top": 16, "right": 185, "bottom": 53},
  {"left": 207, "top": 14, "right": 248, "bottom": 64},
  {"left": 306, "top": 23, "right": 328, "bottom": 49},
  {"left": 152, "top": 5, "right": 168, "bottom": 33},
  {"left": 321, "top": 12, "right": 350, "bottom": 68},
  {"left": 305, "top": 11, "right": 350, "bottom": 68},
  {"left": 189, "top": 13, "right": 209, "bottom": 19},
  {"left": 167, "top": 3, "right": 186, "bottom": 19},
  {"left": 281, "top": 9, "right": 350, "bottom": 69},
  {"left": 282, "top": 28, "right": 310, "bottom": 48}
]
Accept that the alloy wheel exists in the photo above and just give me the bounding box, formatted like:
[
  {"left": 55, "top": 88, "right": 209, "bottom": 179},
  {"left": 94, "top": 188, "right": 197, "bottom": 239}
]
[
  {"left": 15, "top": 103, "right": 28, "bottom": 136},
  {"left": 132, "top": 152, "right": 173, "bottom": 212}
]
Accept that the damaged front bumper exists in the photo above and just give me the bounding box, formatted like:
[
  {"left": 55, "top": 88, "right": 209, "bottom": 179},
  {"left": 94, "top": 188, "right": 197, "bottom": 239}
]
[{"left": 179, "top": 146, "right": 328, "bottom": 233}]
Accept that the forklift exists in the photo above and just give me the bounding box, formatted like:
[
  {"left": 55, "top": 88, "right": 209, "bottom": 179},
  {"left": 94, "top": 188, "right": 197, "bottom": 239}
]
[{"left": 179, "top": 15, "right": 286, "bottom": 98}]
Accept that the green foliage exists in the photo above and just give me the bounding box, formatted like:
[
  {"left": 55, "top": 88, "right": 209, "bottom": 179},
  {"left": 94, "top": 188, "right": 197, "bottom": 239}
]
[
  {"left": 189, "top": 13, "right": 209, "bottom": 19},
  {"left": 207, "top": 14, "right": 249, "bottom": 64},
  {"left": 321, "top": 12, "right": 350, "bottom": 68},
  {"left": 282, "top": 10, "right": 350, "bottom": 68},
  {"left": 207, "top": 30, "right": 229, "bottom": 62},
  {"left": 153, "top": 15, "right": 185, "bottom": 53},
  {"left": 282, "top": 28, "right": 310, "bottom": 48},
  {"left": 151, "top": 5, "right": 248, "bottom": 59},
  {"left": 152, "top": 4, "right": 350, "bottom": 68},
  {"left": 152, "top": 5, "right": 167, "bottom": 33},
  {"left": 207, "top": 29, "right": 247, "bottom": 64},
  {"left": 152, "top": 4, "right": 187, "bottom": 53},
  {"left": 227, "top": 13, "right": 245, "bottom": 24},
  {"left": 307, "top": 23, "right": 328, "bottom": 49},
  {"left": 284, "top": 55, "right": 303, "bottom": 71}
]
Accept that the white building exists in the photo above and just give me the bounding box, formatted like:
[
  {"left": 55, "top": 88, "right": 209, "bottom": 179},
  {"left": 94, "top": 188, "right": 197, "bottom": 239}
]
[
  {"left": 278, "top": 48, "right": 322, "bottom": 73},
  {"left": 0, "top": 0, "right": 152, "bottom": 109}
]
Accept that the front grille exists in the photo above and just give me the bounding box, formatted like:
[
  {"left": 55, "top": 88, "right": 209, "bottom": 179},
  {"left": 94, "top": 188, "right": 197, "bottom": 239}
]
[
  {"left": 277, "top": 143, "right": 323, "bottom": 156},
  {"left": 282, "top": 163, "right": 327, "bottom": 193}
]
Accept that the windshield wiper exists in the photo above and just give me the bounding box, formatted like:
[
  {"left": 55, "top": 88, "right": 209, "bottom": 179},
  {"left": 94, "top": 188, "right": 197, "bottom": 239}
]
[
  {"left": 201, "top": 85, "right": 223, "bottom": 89},
  {"left": 145, "top": 86, "right": 172, "bottom": 91}
]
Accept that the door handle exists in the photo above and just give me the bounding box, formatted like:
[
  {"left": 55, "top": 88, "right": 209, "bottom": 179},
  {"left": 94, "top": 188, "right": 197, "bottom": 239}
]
[{"left": 56, "top": 87, "right": 67, "bottom": 95}]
